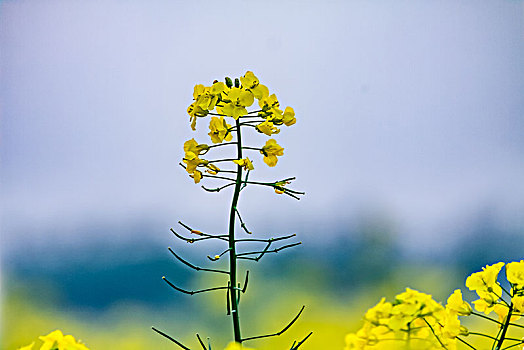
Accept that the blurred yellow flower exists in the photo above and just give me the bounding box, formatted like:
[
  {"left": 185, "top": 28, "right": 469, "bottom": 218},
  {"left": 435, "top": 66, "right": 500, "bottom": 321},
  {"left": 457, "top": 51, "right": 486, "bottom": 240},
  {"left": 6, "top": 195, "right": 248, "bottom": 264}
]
[
  {"left": 39, "top": 330, "right": 89, "bottom": 350},
  {"left": 446, "top": 289, "right": 472, "bottom": 316},
  {"left": 260, "top": 139, "right": 284, "bottom": 167}
]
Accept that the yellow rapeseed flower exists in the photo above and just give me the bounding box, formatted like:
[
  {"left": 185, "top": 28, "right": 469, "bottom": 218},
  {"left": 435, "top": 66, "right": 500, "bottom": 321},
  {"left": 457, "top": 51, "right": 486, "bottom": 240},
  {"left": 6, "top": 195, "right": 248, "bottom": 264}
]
[
  {"left": 258, "top": 94, "right": 279, "bottom": 111},
  {"left": 446, "top": 289, "right": 472, "bottom": 316},
  {"left": 233, "top": 158, "right": 254, "bottom": 171},
  {"left": 217, "top": 87, "right": 254, "bottom": 119},
  {"left": 466, "top": 262, "right": 504, "bottom": 301},
  {"left": 282, "top": 106, "right": 296, "bottom": 126},
  {"left": 512, "top": 295, "right": 524, "bottom": 313},
  {"left": 190, "top": 170, "right": 203, "bottom": 184},
  {"left": 255, "top": 120, "right": 280, "bottom": 136},
  {"left": 183, "top": 151, "right": 208, "bottom": 174},
  {"left": 260, "top": 139, "right": 284, "bottom": 167},
  {"left": 208, "top": 116, "right": 233, "bottom": 144},
  {"left": 184, "top": 138, "right": 209, "bottom": 156},
  {"left": 240, "top": 71, "right": 269, "bottom": 100},
  {"left": 39, "top": 329, "right": 90, "bottom": 350},
  {"left": 506, "top": 260, "right": 524, "bottom": 289},
  {"left": 187, "top": 102, "right": 208, "bottom": 130}
]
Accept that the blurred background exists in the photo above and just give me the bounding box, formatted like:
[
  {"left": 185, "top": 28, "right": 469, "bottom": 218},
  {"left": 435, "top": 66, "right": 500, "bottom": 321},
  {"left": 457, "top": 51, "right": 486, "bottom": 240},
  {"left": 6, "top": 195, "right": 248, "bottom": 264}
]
[{"left": 1, "top": 1, "right": 524, "bottom": 349}]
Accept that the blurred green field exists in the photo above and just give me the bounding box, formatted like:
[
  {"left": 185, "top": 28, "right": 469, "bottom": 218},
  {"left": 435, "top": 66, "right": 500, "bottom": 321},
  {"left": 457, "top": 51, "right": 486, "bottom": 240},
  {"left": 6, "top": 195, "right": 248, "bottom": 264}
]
[
  {"left": 3, "top": 218, "right": 523, "bottom": 349},
  {"left": 1, "top": 260, "right": 458, "bottom": 349}
]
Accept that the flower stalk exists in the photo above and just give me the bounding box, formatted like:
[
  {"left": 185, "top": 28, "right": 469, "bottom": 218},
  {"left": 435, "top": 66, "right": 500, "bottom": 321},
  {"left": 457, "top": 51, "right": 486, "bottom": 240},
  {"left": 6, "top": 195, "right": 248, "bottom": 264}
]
[{"left": 153, "top": 71, "right": 309, "bottom": 349}]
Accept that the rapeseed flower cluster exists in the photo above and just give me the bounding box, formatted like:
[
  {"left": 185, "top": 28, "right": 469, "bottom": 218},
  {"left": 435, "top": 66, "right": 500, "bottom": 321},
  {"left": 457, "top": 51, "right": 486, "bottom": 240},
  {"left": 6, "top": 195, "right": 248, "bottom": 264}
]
[
  {"left": 345, "top": 259, "right": 524, "bottom": 350},
  {"left": 17, "top": 330, "right": 89, "bottom": 350},
  {"left": 345, "top": 288, "right": 465, "bottom": 350},
  {"left": 182, "top": 71, "right": 295, "bottom": 185}
]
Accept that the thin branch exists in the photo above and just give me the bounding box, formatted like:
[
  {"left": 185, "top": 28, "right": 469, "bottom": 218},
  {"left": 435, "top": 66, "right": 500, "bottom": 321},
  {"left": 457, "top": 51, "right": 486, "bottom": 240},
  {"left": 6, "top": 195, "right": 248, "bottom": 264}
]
[
  {"left": 501, "top": 340, "right": 524, "bottom": 350},
  {"left": 196, "top": 334, "right": 207, "bottom": 350},
  {"left": 226, "top": 281, "right": 231, "bottom": 315},
  {"left": 152, "top": 327, "right": 191, "bottom": 350},
  {"left": 170, "top": 228, "right": 228, "bottom": 243},
  {"left": 202, "top": 182, "right": 236, "bottom": 193},
  {"left": 200, "top": 173, "right": 237, "bottom": 182},
  {"left": 168, "top": 247, "right": 229, "bottom": 275},
  {"left": 207, "top": 158, "right": 240, "bottom": 164},
  {"left": 242, "top": 306, "right": 305, "bottom": 342},
  {"left": 471, "top": 311, "right": 503, "bottom": 326},
  {"left": 242, "top": 270, "right": 249, "bottom": 293},
  {"left": 457, "top": 336, "right": 478, "bottom": 350},
  {"left": 422, "top": 318, "right": 448, "bottom": 350},
  {"left": 234, "top": 207, "right": 252, "bottom": 234},
  {"left": 207, "top": 248, "right": 231, "bottom": 261},
  {"left": 207, "top": 141, "right": 238, "bottom": 149},
  {"left": 162, "top": 276, "right": 236, "bottom": 295},
  {"left": 290, "top": 332, "right": 313, "bottom": 350},
  {"left": 235, "top": 233, "right": 296, "bottom": 243},
  {"left": 237, "top": 242, "right": 302, "bottom": 261},
  {"left": 508, "top": 322, "right": 524, "bottom": 329},
  {"left": 240, "top": 170, "right": 250, "bottom": 191},
  {"left": 178, "top": 222, "right": 229, "bottom": 241}
]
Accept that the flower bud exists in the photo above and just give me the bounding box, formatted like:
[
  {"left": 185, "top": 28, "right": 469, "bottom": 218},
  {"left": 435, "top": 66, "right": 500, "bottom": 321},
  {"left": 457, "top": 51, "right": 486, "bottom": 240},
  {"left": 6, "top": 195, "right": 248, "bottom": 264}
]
[
  {"left": 225, "top": 77, "right": 233, "bottom": 88},
  {"left": 234, "top": 78, "right": 240, "bottom": 88},
  {"left": 459, "top": 326, "right": 469, "bottom": 336}
]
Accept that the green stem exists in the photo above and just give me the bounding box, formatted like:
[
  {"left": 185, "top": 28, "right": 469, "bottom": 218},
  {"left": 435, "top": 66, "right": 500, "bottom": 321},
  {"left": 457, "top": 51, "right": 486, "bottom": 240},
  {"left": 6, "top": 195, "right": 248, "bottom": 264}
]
[
  {"left": 494, "top": 303, "right": 513, "bottom": 350},
  {"left": 228, "top": 118, "right": 243, "bottom": 343}
]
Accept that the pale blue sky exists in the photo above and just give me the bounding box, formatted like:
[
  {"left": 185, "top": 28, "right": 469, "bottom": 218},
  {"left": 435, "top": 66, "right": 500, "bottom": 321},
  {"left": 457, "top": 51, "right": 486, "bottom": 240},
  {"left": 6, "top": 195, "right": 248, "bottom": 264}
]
[{"left": 1, "top": 0, "right": 524, "bottom": 257}]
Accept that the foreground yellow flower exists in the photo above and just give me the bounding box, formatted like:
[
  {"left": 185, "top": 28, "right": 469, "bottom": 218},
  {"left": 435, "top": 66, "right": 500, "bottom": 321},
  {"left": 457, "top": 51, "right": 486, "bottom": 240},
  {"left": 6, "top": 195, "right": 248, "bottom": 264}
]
[
  {"left": 187, "top": 102, "right": 208, "bottom": 130},
  {"left": 446, "top": 289, "right": 472, "bottom": 316},
  {"left": 258, "top": 93, "right": 279, "bottom": 111},
  {"left": 183, "top": 151, "right": 208, "bottom": 174},
  {"left": 255, "top": 120, "right": 280, "bottom": 136},
  {"left": 190, "top": 170, "right": 203, "bottom": 183},
  {"left": 466, "top": 262, "right": 504, "bottom": 302},
  {"left": 184, "top": 138, "right": 209, "bottom": 155},
  {"left": 39, "top": 330, "right": 89, "bottom": 350},
  {"left": 217, "top": 87, "right": 254, "bottom": 119},
  {"left": 208, "top": 116, "right": 233, "bottom": 143},
  {"left": 233, "top": 157, "right": 254, "bottom": 171},
  {"left": 282, "top": 106, "right": 296, "bottom": 126},
  {"left": 260, "top": 139, "right": 284, "bottom": 167},
  {"left": 240, "top": 71, "right": 269, "bottom": 100},
  {"left": 506, "top": 260, "right": 524, "bottom": 289},
  {"left": 513, "top": 295, "right": 524, "bottom": 313}
]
